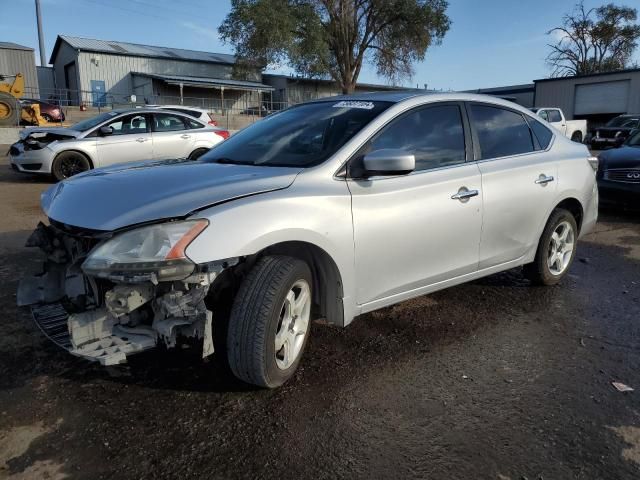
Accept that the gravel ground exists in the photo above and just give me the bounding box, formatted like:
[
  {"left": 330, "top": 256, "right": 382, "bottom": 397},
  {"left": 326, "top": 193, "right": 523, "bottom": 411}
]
[{"left": 0, "top": 148, "right": 639, "bottom": 480}]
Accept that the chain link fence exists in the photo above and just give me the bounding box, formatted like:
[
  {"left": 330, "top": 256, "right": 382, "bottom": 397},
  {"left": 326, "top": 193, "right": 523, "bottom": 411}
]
[{"left": 4, "top": 86, "right": 308, "bottom": 131}]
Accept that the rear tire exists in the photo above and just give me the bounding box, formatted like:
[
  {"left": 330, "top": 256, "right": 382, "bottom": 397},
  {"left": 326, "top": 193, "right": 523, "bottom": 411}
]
[
  {"left": 52, "top": 151, "right": 91, "bottom": 181},
  {"left": 227, "top": 256, "right": 312, "bottom": 388},
  {"left": 571, "top": 131, "right": 583, "bottom": 143},
  {"left": 524, "top": 208, "right": 578, "bottom": 286}
]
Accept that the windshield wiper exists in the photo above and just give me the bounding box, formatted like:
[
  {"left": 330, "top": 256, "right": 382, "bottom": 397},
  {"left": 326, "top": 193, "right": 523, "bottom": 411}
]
[{"left": 211, "top": 157, "right": 253, "bottom": 165}]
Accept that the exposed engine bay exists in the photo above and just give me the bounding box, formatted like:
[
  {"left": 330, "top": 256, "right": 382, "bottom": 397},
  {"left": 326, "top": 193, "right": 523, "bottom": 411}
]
[
  {"left": 17, "top": 222, "right": 235, "bottom": 366},
  {"left": 17, "top": 131, "right": 76, "bottom": 151}
]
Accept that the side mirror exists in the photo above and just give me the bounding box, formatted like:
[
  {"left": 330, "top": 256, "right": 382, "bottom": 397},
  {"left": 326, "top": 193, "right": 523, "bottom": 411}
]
[
  {"left": 362, "top": 149, "right": 415, "bottom": 176},
  {"left": 98, "top": 126, "right": 113, "bottom": 136}
]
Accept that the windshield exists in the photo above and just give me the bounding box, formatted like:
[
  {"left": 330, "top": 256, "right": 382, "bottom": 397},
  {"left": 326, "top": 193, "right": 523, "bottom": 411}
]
[
  {"left": 200, "top": 100, "right": 391, "bottom": 167},
  {"left": 605, "top": 116, "right": 639, "bottom": 128},
  {"left": 71, "top": 111, "right": 122, "bottom": 132}
]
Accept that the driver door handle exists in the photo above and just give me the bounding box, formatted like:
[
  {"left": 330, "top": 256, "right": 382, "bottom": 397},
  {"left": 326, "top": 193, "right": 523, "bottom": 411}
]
[{"left": 181, "top": 134, "right": 191, "bottom": 139}]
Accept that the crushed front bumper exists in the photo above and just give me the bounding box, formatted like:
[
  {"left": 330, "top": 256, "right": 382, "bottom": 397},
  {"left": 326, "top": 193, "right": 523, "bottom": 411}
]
[{"left": 18, "top": 222, "right": 225, "bottom": 366}]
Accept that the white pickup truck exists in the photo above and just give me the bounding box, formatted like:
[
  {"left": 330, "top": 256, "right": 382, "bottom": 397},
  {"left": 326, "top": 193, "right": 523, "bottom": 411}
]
[{"left": 531, "top": 108, "right": 587, "bottom": 143}]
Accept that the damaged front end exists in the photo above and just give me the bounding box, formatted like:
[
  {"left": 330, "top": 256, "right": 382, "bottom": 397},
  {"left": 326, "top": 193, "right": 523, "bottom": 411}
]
[{"left": 18, "top": 220, "right": 233, "bottom": 366}]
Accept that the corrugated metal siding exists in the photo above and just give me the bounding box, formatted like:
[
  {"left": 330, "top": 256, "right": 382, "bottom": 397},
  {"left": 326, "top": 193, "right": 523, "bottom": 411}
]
[
  {"left": 52, "top": 42, "right": 78, "bottom": 92},
  {"left": 535, "top": 71, "right": 640, "bottom": 119},
  {"left": 77, "top": 51, "right": 236, "bottom": 95},
  {"left": 36, "top": 66, "right": 55, "bottom": 96},
  {"left": 0, "top": 46, "right": 38, "bottom": 96}
]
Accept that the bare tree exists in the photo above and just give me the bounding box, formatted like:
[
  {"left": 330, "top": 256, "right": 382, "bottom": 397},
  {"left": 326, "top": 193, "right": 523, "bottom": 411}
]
[{"left": 547, "top": 2, "right": 640, "bottom": 77}]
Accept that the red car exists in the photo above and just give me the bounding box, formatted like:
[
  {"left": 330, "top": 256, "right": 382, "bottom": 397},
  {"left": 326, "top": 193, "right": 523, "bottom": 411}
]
[{"left": 20, "top": 98, "right": 66, "bottom": 122}]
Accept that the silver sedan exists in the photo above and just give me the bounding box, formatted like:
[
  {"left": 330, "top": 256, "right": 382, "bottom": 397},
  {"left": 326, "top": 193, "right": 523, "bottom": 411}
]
[
  {"left": 19, "top": 92, "right": 598, "bottom": 388},
  {"left": 9, "top": 108, "right": 229, "bottom": 180}
]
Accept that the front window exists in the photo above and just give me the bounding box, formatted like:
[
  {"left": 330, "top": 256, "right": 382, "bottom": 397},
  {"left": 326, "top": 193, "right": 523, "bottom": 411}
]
[
  {"left": 200, "top": 100, "right": 391, "bottom": 167},
  {"left": 626, "top": 131, "right": 640, "bottom": 146},
  {"left": 71, "top": 111, "right": 121, "bottom": 132}
]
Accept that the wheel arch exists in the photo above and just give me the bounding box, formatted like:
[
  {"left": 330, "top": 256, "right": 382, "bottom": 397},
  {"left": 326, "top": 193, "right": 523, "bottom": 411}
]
[
  {"left": 258, "top": 241, "right": 345, "bottom": 327},
  {"left": 554, "top": 197, "right": 584, "bottom": 233}
]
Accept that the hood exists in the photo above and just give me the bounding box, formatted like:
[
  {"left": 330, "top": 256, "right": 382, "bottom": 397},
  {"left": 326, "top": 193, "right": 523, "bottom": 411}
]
[
  {"left": 599, "top": 146, "right": 640, "bottom": 169},
  {"left": 20, "top": 127, "right": 81, "bottom": 140},
  {"left": 42, "top": 159, "right": 300, "bottom": 231}
]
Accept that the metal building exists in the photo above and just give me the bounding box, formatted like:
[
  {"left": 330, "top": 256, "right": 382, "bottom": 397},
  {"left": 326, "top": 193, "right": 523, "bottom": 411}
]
[
  {"left": 534, "top": 68, "right": 640, "bottom": 125},
  {"left": 462, "top": 84, "right": 535, "bottom": 108},
  {"left": 0, "top": 42, "right": 39, "bottom": 97},
  {"left": 48, "top": 35, "right": 272, "bottom": 110}
]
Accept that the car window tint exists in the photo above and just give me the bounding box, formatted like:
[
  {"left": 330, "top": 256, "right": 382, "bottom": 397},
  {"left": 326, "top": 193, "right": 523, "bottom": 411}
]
[
  {"left": 186, "top": 118, "right": 205, "bottom": 129},
  {"left": 528, "top": 117, "right": 553, "bottom": 150},
  {"left": 369, "top": 105, "right": 466, "bottom": 172},
  {"left": 153, "top": 113, "right": 187, "bottom": 132},
  {"left": 106, "top": 114, "right": 147, "bottom": 136},
  {"left": 547, "top": 110, "right": 562, "bottom": 123},
  {"left": 471, "top": 105, "right": 535, "bottom": 159}
]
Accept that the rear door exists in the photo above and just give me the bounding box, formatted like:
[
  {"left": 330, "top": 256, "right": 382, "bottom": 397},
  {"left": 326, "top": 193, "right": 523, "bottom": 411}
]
[
  {"left": 348, "top": 102, "right": 483, "bottom": 307},
  {"left": 95, "top": 113, "right": 153, "bottom": 167},
  {"left": 469, "top": 103, "right": 558, "bottom": 269},
  {"left": 151, "top": 112, "right": 195, "bottom": 159}
]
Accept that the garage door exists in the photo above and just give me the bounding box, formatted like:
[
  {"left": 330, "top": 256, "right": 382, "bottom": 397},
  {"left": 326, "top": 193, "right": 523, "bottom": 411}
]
[{"left": 574, "top": 81, "right": 630, "bottom": 115}]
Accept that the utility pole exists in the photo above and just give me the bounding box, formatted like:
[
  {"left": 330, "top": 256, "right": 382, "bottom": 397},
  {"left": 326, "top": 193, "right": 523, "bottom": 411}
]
[{"left": 35, "top": 0, "right": 46, "bottom": 66}]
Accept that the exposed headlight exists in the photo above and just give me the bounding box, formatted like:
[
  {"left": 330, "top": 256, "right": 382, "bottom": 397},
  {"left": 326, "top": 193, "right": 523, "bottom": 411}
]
[{"left": 82, "top": 220, "right": 208, "bottom": 282}]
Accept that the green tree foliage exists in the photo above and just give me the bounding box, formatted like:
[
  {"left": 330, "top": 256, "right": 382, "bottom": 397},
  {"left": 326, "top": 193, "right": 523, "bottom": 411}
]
[
  {"left": 547, "top": 2, "right": 640, "bottom": 77},
  {"left": 219, "top": 0, "right": 450, "bottom": 93}
]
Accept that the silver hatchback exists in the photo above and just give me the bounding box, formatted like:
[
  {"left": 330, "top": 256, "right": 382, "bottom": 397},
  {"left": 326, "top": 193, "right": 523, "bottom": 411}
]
[
  {"left": 19, "top": 92, "right": 598, "bottom": 388},
  {"left": 9, "top": 109, "right": 228, "bottom": 181}
]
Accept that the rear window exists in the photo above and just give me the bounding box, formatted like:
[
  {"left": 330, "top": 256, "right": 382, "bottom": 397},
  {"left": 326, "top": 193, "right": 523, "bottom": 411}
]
[
  {"left": 186, "top": 118, "right": 205, "bottom": 129},
  {"left": 547, "top": 110, "right": 562, "bottom": 123},
  {"left": 470, "top": 104, "right": 535, "bottom": 159}
]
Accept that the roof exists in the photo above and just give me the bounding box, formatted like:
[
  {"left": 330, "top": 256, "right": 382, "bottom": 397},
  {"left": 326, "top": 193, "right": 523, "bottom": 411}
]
[
  {"left": 50, "top": 35, "right": 236, "bottom": 65},
  {"left": 133, "top": 72, "right": 274, "bottom": 91},
  {"left": 534, "top": 67, "right": 640, "bottom": 83},
  {"left": 0, "top": 41, "right": 33, "bottom": 51}
]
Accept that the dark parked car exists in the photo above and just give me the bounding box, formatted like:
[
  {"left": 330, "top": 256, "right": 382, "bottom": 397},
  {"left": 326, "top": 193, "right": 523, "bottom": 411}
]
[
  {"left": 591, "top": 114, "right": 640, "bottom": 150},
  {"left": 597, "top": 130, "right": 640, "bottom": 206},
  {"left": 19, "top": 98, "right": 65, "bottom": 122}
]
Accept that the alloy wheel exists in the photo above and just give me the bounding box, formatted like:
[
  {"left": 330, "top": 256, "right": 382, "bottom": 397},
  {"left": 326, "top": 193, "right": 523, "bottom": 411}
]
[{"left": 274, "top": 279, "right": 311, "bottom": 370}]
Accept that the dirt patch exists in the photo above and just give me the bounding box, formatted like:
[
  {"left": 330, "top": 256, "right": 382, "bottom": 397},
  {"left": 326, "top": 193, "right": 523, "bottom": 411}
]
[{"left": 611, "top": 425, "right": 640, "bottom": 468}]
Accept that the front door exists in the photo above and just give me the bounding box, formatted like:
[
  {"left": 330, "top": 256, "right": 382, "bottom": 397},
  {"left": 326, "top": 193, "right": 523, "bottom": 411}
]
[
  {"left": 95, "top": 113, "right": 153, "bottom": 167},
  {"left": 468, "top": 103, "right": 558, "bottom": 268},
  {"left": 348, "top": 103, "right": 482, "bottom": 307},
  {"left": 151, "top": 112, "right": 194, "bottom": 159}
]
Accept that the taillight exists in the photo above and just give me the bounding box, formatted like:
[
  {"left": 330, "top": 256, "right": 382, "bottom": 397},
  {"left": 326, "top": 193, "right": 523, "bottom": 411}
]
[
  {"left": 208, "top": 120, "right": 218, "bottom": 127},
  {"left": 215, "top": 130, "right": 230, "bottom": 140}
]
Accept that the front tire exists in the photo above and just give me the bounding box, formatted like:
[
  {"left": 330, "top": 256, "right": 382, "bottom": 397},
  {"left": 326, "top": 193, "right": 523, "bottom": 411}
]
[
  {"left": 524, "top": 208, "right": 578, "bottom": 286},
  {"left": 227, "top": 256, "right": 313, "bottom": 388},
  {"left": 52, "top": 151, "right": 91, "bottom": 181}
]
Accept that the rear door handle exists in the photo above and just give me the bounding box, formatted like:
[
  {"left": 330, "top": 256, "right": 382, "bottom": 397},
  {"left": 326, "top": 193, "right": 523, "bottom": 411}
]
[
  {"left": 535, "top": 174, "right": 554, "bottom": 185},
  {"left": 451, "top": 187, "right": 479, "bottom": 201},
  {"left": 136, "top": 137, "right": 147, "bottom": 143},
  {"left": 181, "top": 134, "right": 191, "bottom": 139}
]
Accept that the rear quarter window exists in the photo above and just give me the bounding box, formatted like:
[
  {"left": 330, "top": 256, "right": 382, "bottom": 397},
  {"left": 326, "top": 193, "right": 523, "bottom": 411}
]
[{"left": 528, "top": 117, "right": 553, "bottom": 150}]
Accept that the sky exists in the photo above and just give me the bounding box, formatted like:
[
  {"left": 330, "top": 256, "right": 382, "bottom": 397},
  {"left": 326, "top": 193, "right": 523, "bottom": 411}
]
[{"left": 2, "top": 0, "right": 640, "bottom": 91}]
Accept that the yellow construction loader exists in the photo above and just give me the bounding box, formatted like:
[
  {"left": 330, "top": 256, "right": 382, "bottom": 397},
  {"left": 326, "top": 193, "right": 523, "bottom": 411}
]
[{"left": 0, "top": 73, "right": 63, "bottom": 126}]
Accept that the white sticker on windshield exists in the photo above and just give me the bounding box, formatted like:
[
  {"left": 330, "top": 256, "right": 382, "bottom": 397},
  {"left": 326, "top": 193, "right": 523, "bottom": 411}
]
[{"left": 333, "top": 101, "right": 375, "bottom": 110}]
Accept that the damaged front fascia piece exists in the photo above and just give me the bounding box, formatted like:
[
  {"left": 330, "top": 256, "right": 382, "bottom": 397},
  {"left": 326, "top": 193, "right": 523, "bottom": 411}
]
[{"left": 18, "top": 222, "right": 234, "bottom": 366}]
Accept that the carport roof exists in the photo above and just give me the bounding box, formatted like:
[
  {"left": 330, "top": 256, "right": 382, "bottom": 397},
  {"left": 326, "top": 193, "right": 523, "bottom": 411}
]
[
  {"left": 133, "top": 72, "right": 274, "bottom": 92},
  {"left": 50, "top": 35, "right": 236, "bottom": 66}
]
